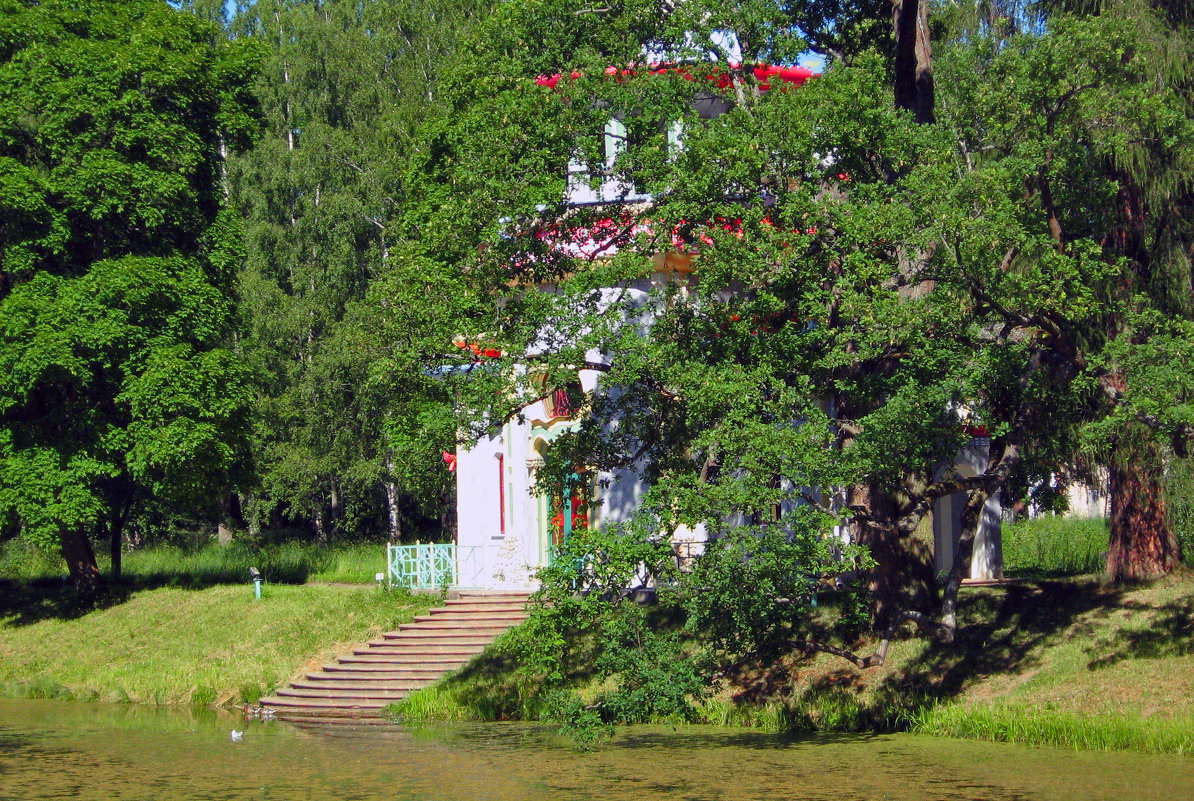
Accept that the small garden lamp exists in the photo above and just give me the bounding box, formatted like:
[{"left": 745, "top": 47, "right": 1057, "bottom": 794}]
[{"left": 249, "top": 566, "right": 262, "bottom": 599}]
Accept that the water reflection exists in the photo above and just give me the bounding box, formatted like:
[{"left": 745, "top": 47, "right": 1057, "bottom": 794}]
[{"left": 1, "top": 698, "right": 1190, "bottom": 801}]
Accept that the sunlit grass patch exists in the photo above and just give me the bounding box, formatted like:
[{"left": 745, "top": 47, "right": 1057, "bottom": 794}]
[
  {"left": 0, "top": 583, "right": 430, "bottom": 706},
  {"left": 1002, "top": 516, "right": 1108, "bottom": 577},
  {"left": 911, "top": 703, "right": 1194, "bottom": 756},
  {"left": 388, "top": 685, "right": 490, "bottom": 722}
]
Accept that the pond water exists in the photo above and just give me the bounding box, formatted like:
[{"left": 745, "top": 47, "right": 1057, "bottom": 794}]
[{"left": 1, "top": 698, "right": 1191, "bottom": 801}]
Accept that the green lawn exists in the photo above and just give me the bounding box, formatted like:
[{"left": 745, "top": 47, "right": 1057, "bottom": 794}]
[{"left": 0, "top": 582, "right": 431, "bottom": 706}]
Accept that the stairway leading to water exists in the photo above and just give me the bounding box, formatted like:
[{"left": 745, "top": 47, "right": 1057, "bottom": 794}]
[{"left": 258, "top": 591, "right": 530, "bottom": 722}]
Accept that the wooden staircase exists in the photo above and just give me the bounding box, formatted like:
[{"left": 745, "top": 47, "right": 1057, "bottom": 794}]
[{"left": 258, "top": 591, "right": 530, "bottom": 722}]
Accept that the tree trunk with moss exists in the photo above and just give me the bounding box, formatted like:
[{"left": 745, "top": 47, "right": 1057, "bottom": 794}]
[{"left": 61, "top": 529, "right": 105, "bottom": 595}]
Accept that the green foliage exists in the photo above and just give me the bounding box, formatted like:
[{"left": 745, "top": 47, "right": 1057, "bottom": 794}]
[
  {"left": 911, "top": 703, "right": 1194, "bottom": 756},
  {"left": 538, "top": 688, "right": 612, "bottom": 749},
  {"left": 388, "top": 685, "right": 494, "bottom": 723},
  {"left": 0, "top": 539, "right": 386, "bottom": 586},
  {"left": 682, "top": 520, "right": 872, "bottom": 661},
  {"left": 508, "top": 516, "right": 874, "bottom": 729},
  {"left": 414, "top": 3, "right": 1194, "bottom": 614},
  {"left": 237, "top": 682, "right": 266, "bottom": 706},
  {"left": 510, "top": 524, "right": 677, "bottom": 684},
  {"left": 0, "top": 537, "right": 66, "bottom": 581},
  {"left": 189, "top": 685, "right": 218, "bottom": 708},
  {"left": 786, "top": 685, "right": 869, "bottom": 733},
  {"left": 226, "top": 0, "right": 487, "bottom": 542},
  {"left": 0, "top": 0, "right": 260, "bottom": 581},
  {"left": 593, "top": 606, "right": 705, "bottom": 723},
  {"left": 1002, "top": 515, "right": 1109, "bottom": 577},
  {"left": 1165, "top": 456, "right": 1194, "bottom": 567}
]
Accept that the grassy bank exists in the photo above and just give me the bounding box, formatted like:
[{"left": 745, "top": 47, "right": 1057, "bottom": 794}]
[
  {"left": 0, "top": 581, "right": 431, "bottom": 705},
  {"left": 0, "top": 538, "right": 389, "bottom": 585},
  {"left": 392, "top": 569, "right": 1194, "bottom": 755}
]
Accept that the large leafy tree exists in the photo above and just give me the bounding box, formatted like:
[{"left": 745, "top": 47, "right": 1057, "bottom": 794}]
[
  {"left": 405, "top": 0, "right": 1194, "bottom": 667},
  {"left": 0, "top": 0, "right": 260, "bottom": 591},
  {"left": 957, "top": 0, "right": 1194, "bottom": 580},
  {"left": 1061, "top": 0, "right": 1194, "bottom": 581}
]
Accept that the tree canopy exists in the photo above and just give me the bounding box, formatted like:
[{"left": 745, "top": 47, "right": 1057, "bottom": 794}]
[
  {"left": 0, "top": 0, "right": 260, "bottom": 589},
  {"left": 225, "top": 0, "right": 488, "bottom": 545},
  {"left": 400, "top": 0, "right": 1194, "bottom": 658}
]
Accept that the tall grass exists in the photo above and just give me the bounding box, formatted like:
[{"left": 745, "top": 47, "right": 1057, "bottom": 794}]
[
  {"left": 911, "top": 703, "right": 1194, "bottom": 756},
  {"left": 0, "top": 539, "right": 388, "bottom": 585},
  {"left": 1001, "top": 515, "right": 1109, "bottom": 577},
  {"left": 1166, "top": 455, "right": 1194, "bottom": 568},
  {"left": 0, "top": 538, "right": 69, "bottom": 582},
  {"left": 388, "top": 686, "right": 494, "bottom": 723}
]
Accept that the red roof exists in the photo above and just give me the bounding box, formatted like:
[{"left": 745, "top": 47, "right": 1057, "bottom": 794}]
[{"left": 535, "top": 63, "right": 816, "bottom": 89}]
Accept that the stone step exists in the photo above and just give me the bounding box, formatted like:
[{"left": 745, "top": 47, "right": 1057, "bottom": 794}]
[
  {"left": 259, "top": 694, "right": 391, "bottom": 711},
  {"left": 260, "top": 590, "right": 529, "bottom": 721},
  {"left": 291, "top": 678, "right": 433, "bottom": 692},
  {"left": 328, "top": 656, "right": 469, "bottom": 669},
  {"left": 391, "top": 622, "right": 514, "bottom": 635},
  {"left": 408, "top": 615, "right": 525, "bottom": 630},
  {"left": 446, "top": 597, "right": 531, "bottom": 605},
  {"left": 310, "top": 668, "right": 447, "bottom": 681},
  {"left": 341, "top": 649, "right": 483, "bottom": 661},
  {"left": 366, "top": 634, "right": 495, "bottom": 645},
  {"left": 425, "top": 608, "right": 527, "bottom": 620},
  {"left": 444, "top": 598, "right": 530, "bottom": 608},
  {"left": 359, "top": 638, "right": 490, "bottom": 650},
  {"left": 277, "top": 686, "right": 411, "bottom": 700}
]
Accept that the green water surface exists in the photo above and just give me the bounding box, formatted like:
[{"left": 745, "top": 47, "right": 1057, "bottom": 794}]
[{"left": 0, "top": 698, "right": 1190, "bottom": 800}]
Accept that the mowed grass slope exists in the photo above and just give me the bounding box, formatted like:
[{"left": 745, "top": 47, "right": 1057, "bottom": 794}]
[
  {"left": 748, "top": 570, "right": 1194, "bottom": 753},
  {"left": 394, "top": 568, "right": 1194, "bottom": 754},
  {"left": 0, "top": 583, "right": 432, "bottom": 706},
  {"left": 903, "top": 572, "right": 1194, "bottom": 753}
]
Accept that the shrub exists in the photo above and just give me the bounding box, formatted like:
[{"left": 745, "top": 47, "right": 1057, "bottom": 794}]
[
  {"left": 681, "top": 520, "right": 872, "bottom": 661},
  {"left": 594, "top": 608, "right": 705, "bottom": 723}
]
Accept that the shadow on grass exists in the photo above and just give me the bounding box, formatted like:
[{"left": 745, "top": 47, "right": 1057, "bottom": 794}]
[
  {"left": 882, "top": 583, "right": 1129, "bottom": 728},
  {"left": 0, "top": 578, "right": 136, "bottom": 627},
  {"left": 1085, "top": 595, "right": 1194, "bottom": 668},
  {"left": 722, "top": 579, "right": 1135, "bottom": 731},
  {"left": 876, "top": 581, "right": 1123, "bottom": 707}
]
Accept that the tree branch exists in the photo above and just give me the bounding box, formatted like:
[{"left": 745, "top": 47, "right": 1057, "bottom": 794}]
[{"left": 795, "top": 609, "right": 946, "bottom": 668}]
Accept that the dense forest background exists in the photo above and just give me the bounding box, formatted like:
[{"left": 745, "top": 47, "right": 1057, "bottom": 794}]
[{"left": 2, "top": 0, "right": 1194, "bottom": 604}]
